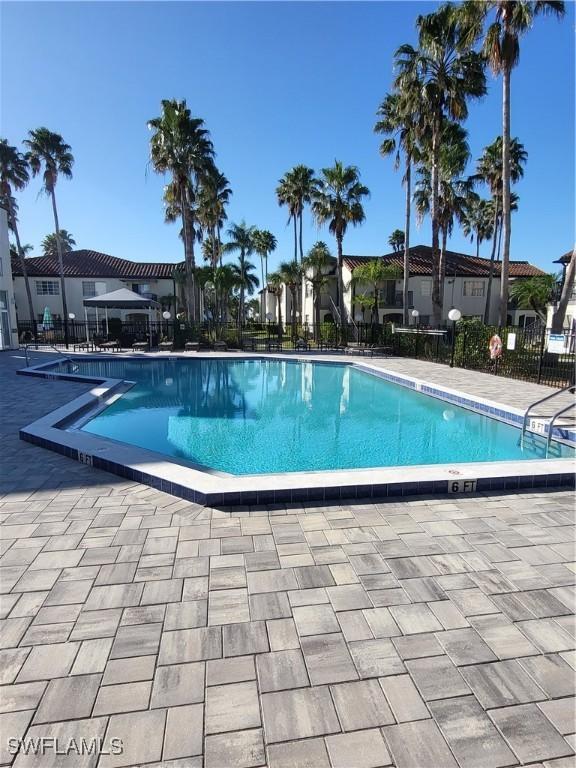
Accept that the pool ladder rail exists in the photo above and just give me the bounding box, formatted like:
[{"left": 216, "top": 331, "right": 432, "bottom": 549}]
[
  {"left": 22, "top": 342, "right": 73, "bottom": 370},
  {"left": 521, "top": 382, "right": 576, "bottom": 456}
]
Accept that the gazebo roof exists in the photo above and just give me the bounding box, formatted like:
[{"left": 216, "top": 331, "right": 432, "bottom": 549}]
[{"left": 83, "top": 288, "right": 160, "bottom": 309}]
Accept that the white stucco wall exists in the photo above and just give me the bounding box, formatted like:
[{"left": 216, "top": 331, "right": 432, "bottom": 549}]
[{"left": 13, "top": 275, "right": 176, "bottom": 324}]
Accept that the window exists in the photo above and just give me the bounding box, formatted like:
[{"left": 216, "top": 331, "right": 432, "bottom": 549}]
[
  {"left": 420, "top": 280, "right": 432, "bottom": 297},
  {"left": 463, "top": 280, "right": 485, "bottom": 297},
  {"left": 36, "top": 280, "right": 59, "bottom": 296},
  {"left": 83, "top": 281, "right": 96, "bottom": 297}
]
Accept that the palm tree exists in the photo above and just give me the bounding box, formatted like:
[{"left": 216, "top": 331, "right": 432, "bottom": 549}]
[
  {"left": 376, "top": 88, "right": 422, "bottom": 324},
  {"left": 276, "top": 165, "right": 316, "bottom": 263},
  {"left": 197, "top": 167, "right": 232, "bottom": 268},
  {"left": 476, "top": 136, "right": 527, "bottom": 322},
  {"left": 266, "top": 272, "right": 284, "bottom": 329},
  {"left": 213, "top": 264, "right": 239, "bottom": 323},
  {"left": 223, "top": 221, "right": 257, "bottom": 324},
  {"left": 0, "top": 140, "right": 36, "bottom": 333},
  {"left": 395, "top": 3, "right": 486, "bottom": 324},
  {"left": 387, "top": 230, "right": 405, "bottom": 253},
  {"left": 303, "top": 241, "right": 332, "bottom": 335},
  {"left": 509, "top": 274, "right": 556, "bottom": 323},
  {"left": 462, "top": 0, "right": 565, "bottom": 326},
  {"left": 230, "top": 260, "right": 259, "bottom": 320},
  {"left": 23, "top": 128, "right": 74, "bottom": 345},
  {"left": 552, "top": 248, "right": 575, "bottom": 332},
  {"left": 148, "top": 99, "right": 215, "bottom": 320},
  {"left": 252, "top": 230, "right": 277, "bottom": 290},
  {"left": 460, "top": 195, "right": 494, "bottom": 259},
  {"left": 278, "top": 260, "right": 303, "bottom": 334},
  {"left": 41, "top": 230, "right": 76, "bottom": 257},
  {"left": 276, "top": 173, "right": 299, "bottom": 262},
  {"left": 311, "top": 161, "right": 369, "bottom": 325},
  {"left": 414, "top": 121, "right": 473, "bottom": 307},
  {"left": 350, "top": 260, "right": 402, "bottom": 326}
]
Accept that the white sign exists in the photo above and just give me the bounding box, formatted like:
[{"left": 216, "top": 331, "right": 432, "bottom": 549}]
[
  {"left": 448, "top": 479, "right": 477, "bottom": 494},
  {"left": 78, "top": 452, "right": 93, "bottom": 466},
  {"left": 506, "top": 333, "right": 516, "bottom": 350},
  {"left": 547, "top": 333, "right": 566, "bottom": 354}
]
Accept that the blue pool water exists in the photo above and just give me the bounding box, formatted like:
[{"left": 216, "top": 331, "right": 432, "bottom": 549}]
[{"left": 55, "top": 358, "right": 573, "bottom": 475}]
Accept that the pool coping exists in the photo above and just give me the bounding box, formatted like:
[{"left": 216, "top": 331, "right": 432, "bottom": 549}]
[{"left": 17, "top": 354, "right": 576, "bottom": 506}]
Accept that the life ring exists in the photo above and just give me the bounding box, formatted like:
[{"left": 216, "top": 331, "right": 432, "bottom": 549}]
[{"left": 489, "top": 334, "right": 503, "bottom": 360}]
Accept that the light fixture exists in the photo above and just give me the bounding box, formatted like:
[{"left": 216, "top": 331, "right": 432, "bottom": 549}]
[
  {"left": 448, "top": 308, "right": 462, "bottom": 322},
  {"left": 411, "top": 309, "right": 419, "bottom": 319},
  {"left": 162, "top": 311, "right": 171, "bottom": 320},
  {"left": 68, "top": 313, "right": 76, "bottom": 320}
]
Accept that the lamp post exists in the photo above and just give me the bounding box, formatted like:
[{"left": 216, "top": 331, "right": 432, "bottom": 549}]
[
  {"left": 68, "top": 313, "right": 76, "bottom": 344},
  {"left": 162, "top": 311, "right": 171, "bottom": 341},
  {"left": 448, "top": 308, "right": 462, "bottom": 368},
  {"left": 412, "top": 309, "right": 420, "bottom": 358}
]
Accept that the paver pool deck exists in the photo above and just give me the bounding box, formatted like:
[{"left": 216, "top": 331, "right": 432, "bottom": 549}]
[{"left": 1, "top": 349, "right": 575, "bottom": 768}]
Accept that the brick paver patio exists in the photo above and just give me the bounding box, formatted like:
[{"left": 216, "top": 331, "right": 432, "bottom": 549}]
[{"left": 1, "top": 350, "right": 574, "bottom": 767}]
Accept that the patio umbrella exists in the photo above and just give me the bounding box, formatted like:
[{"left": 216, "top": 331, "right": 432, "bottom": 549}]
[{"left": 42, "top": 306, "right": 53, "bottom": 330}]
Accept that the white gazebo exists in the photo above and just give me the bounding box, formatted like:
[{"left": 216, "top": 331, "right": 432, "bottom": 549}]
[{"left": 83, "top": 288, "right": 160, "bottom": 342}]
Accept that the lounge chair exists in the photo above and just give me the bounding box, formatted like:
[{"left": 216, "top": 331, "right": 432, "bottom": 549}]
[
  {"left": 185, "top": 341, "right": 200, "bottom": 352},
  {"left": 213, "top": 340, "right": 227, "bottom": 351},
  {"left": 132, "top": 341, "right": 148, "bottom": 351},
  {"left": 158, "top": 341, "right": 174, "bottom": 352},
  {"left": 295, "top": 338, "right": 309, "bottom": 351},
  {"left": 267, "top": 340, "right": 282, "bottom": 352}
]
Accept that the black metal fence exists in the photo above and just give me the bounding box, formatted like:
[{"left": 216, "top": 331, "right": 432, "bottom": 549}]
[{"left": 17, "top": 319, "right": 575, "bottom": 388}]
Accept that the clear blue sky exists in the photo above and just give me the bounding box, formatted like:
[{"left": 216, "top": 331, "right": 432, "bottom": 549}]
[{"left": 2, "top": 1, "right": 574, "bottom": 275}]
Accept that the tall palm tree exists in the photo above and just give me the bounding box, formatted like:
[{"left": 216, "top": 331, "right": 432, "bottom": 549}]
[
  {"left": 414, "top": 121, "right": 473, "bottom": 308},
  {"left": 387, "top": 230, "right": 405, "bottom": 253},
  {"left": 276, "top": 165, "right": 316, "bottom": 264},
  {"left": 230, "top": 260, "right": 259, "bottom": 314},
  {"left": 276, "top": 173, "right": 299, "bottom": 262},
  {"left": 197, "top": 167, "right": 232, "bottom": 268},
  {"left": 350, "top": 260, "right": 402, "bottom": 326},
  {"left": 303, "top": 241, "right": 332, "bottom": 334},
  {"left": 460, "top": 194, "right": 494, "bottom": 259},
  {"left": 252, "top": 230, "right": 277, "bottom": 290},
  {"left": 41, "top": 230, "right": 76, "bottom": 257},
  {"left": 278, "top": 260, "right": 303, "bottom": 333},
  {"left": 148, "top": 99, "right": 215, "bottom": 320},
  {"left": 213, "top": 264, "right": 239, "bottom": 323},
  {"left": 376, "top": 88, "right": 422, "bottom": 324},
  {"left": 311, "top": 161, "right": 369, "bottom": 324},
  {"left": 223, "top": 221, "right": 256, "bottom": 324},
  {"left": 476, "top": 136, "right": 527, "bottom": 322},
  {"left": 0, "top": 140, "right": 36, "bottom": 332},
  {"left": 23, "top": 128, "right": 74, "bottom": 345},
  {"left": 462, "top": 0, "right": 565, "bottom": 325},
  {"left": 395, "top": 3, "right": 486, "bottom": 324}
]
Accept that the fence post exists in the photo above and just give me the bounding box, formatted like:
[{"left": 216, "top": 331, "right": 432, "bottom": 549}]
[{"left": 537, "top": 327, "right": 547, "bottom": 385}]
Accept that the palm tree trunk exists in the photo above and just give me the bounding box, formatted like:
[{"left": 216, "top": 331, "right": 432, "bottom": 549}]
[
  {"left": 293, "top": 215, "right": 297, "bottom": 262},
  {"left": 314, "top": 283, "right": 320, "bottom": 339},
  {"left": 336, "top": 232, "right": 346, "bottom": 326},
  {"left": 483, "top": 202, "right": 500, "bottom": 324},
  {"left": 475, "top": 234, "right": 480, "bottom": 260},
  {"left": 430, "top": 118, "right": 442, "bottom": 326},
  {"left": 373, "top": 287, "right": 379, "bottom": 326},
  {"left": 439, "top": 228, "right": 447, "bottom": 309},
  {"left": 239, "top": 251, "right": 245, "bottom": 327},
  {"left": 217, "top": 223, "right": 222, "bottom": 268},
  {"left": 552, "top": 247, "right": 576, "bottom": 332},
  {"left": 298, "top": 210, "right": 304, "bottom": 263},
  {"left": 8, "top": 199, "right": 36, "bottom": 338},
  {"left": 50, "top": 189, "right": 69, "bottom": 347},
  {"left": 180, "top": 187, "right": 194, "bottom": 321},
  {"left": 403, "top": 158, "right": 411, "bottom": 326},
  {"left": 499, "top": 64, "right": 511, "bottom": 327}
]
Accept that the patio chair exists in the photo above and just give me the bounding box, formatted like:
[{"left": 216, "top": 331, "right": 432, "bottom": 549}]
[
  {"left": 267, "top": 340, "right": 282, "bottom": 352},
  {"left": 185, "top": 341, "right": 201, "bottom": 352},
  {"left": 158, "top": 341, "right": 174, "bottom": 352},
  {"left": 295, "top": 338, "right": 310, "bottom": 351},
  {"left": 132, "top": 341, "right": 149, "bottom": 352},
  {"left": 213, "top": 340, "right": 228, "bottom": 351}
]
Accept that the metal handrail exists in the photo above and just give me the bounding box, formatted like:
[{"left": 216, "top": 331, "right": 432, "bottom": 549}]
[
  {"left": 521, "top": 382, "right": 575, "bottom": 438},
  {"left": 546, "top": 400, "right": 576, "bottom": 455},
  {"left": 23, "top": 342, "right": 70, "bottom": 368}
]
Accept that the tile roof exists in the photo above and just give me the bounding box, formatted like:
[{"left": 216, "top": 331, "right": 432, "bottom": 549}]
[
  {"left": 343, "top": 245, "right": 546, "bottom": 278},
  {"left": 11, "top": 249, "right": 180, "bottom": 279}
]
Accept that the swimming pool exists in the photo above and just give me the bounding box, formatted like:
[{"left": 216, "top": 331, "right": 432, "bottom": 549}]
[{"left": 52, "top": 358, "right": 573, "bottom": 475}]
